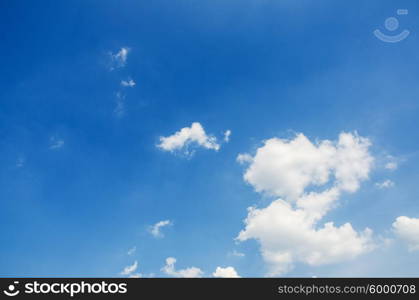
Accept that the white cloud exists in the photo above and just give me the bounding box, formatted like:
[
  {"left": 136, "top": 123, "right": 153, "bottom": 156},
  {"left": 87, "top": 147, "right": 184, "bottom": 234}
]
[
  {"left": 237, "top": 199, "right": 373, "bottom": 276},
  {"left": 237, "top": 153, "right": 253, "bottom": 164},
  {"left": 385, "top": 162, "right": 398, "bottom": 171},
  {"left": 121, "top": 79, "right": 136, "bottom": 87},
  {"left": 392, "top": 216, "right": 419, "bottom": 251},
  {"left": 384, "top": 155, "right": 399, "bottom": 171},
  {"left": 127, "top": 246, "right": 136, "bottom": 256},
  {"left": 228, "top": 250, "right": 245, "bottom": 258},
  {"left": 114, "top": 92, "right": 125, "bottom": 118},
  {"left": 375, "top": 179, "right": 395, "bottom": 189},
  {"left": 120, "top": 261, "right": 138, "bottom": 276},
  {"left": 224, "top": 130, "right": 232, "bottom": 142},
  {"left": 49, "top": 136, "right": 64, "bottom": 150},
  {"left": 149, "top": 220, "right": 172, "bottom": 238},
  {"left": 157, "top": 122, "right": 220, "bottom": 154},
  {"left": 161, "top": 257, "right": 203, "bottom": 278},
  {"left": 240, "top": 132, "right": 373, "bottom": 199},
  {"left": 110, "top": 47, "right": 129, "bottom": 70},
  {"left": 129, "top": 273, "right": 142, "bottom": 278},
  {"left": 296, "top": 187, "right": 341, "bottom": 221},
  {"left": 213, "top": 266, "right": 240, "bottom": 278},
  {"left": 236, "top": 132, "right": 375, "bottom": 275}
]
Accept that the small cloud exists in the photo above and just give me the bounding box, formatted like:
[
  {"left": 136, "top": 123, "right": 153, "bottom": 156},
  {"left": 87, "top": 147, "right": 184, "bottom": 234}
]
[
  {"left": 236, "top": 153, "right": 253, "bottom": 164},
  {"left": 375, "top": 179, "right": 395, "bottom": 189},
  {"left": 228, "top": 250, "right": 245, "bottom": 258},
  {"left": 120, "top": 261, "right": 138, "bottom": 276},
  {"left": 224, "top": 130, "right": 232, "bottom": 142},
  {"left": 212, "top": 266, "right": 240, "bottom": 278},
  {"left": 157, "top": 122, "right": 221, "bottom": 155},
  {"left": 384, "top": 155, "right": 399, "bottom": 171},
  {"left": 114, "top": 92, "right": 125, "bottom": 118},
  {"left": 161, "top": 257, "right": 203, "bottom": 278},
  {"left": 127, "top": 246, "right": 136, "bottom": 256},
  {"left": 121, "top": 79, "right": 136, "bottom": 87},
  {"left": 16, "top": 156, "right": 25, "bottom": 168},
  {"left": 129, "top": 273, "right": 142, "bottom": 278},
  {"left": 109, "top": 47, "right": 130, "bottom": 70},
  {"left": 49, "top": 136, "right": 64, "bottom": 150},
  {"left": 149, "top": 220, "right": 172, "bottom": 238},
  {"left": 385, "top": 162, "right": 398, "bottom": 171}
]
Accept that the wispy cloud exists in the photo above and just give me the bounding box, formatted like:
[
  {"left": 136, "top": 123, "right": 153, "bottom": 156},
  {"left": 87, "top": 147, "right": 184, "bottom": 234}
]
[
  {"left": 109, "top": 47, "right": 130, "bottom": 70},
  {"left": 375, "top": 179, "right": 395, "bottom": 189},
  {"left": 49, "top": 136, "right": 64, "bottom": 150},
  {"left": 236, "top": 153, "right": 253, "bottom": 164},
  {"left": 384, "top": 155, "right": 399, "bottom": 171},
  {"left": 127, "top": 246, "right": 136, "bottom": 256},
  {"left": 114, "top": 92, "right": 125, "bottom": 118},
  {"left": 16, "top": 156, "right": 25, "bottom": 168},
  {"left": 149, "top": 220, "right": 172, "bottom": 238},
  {"left": 385, "top": 162, "right": 398, "bottom": 171},
  {"left": 228, "top": 250, "right": 245, "bottom": 258},
  {"left": 120, "top": 261, "right": 138, "bottom": 276}
]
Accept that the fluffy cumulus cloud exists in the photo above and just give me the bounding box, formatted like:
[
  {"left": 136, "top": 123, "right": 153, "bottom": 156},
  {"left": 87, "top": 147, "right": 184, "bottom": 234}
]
[
  {"left": 120, "top": 261, "right": 138, "bottom": 276},
  {"left": 149, "top": 220, "right": 172, "bottom": 238},
  {"left": 392, "top": 216, "right": 419, "bottom": 251},
  {"left": 161, "top": 257, "right": 203, "bottom": 278},
  {"left": 237, "top": 199, "right": 373, "bottom": 275},
  {"left": 212, "top": 266, "right": 240, "bottom": 278},
  {"left": 240, "top": 133, "right": 372, "bottom": 199},
  {"left": 157, "top": 122, "right": 220, "bottom": 154},
  {"left": 236, "top": 132, "right": 375, "bottom": 275}
]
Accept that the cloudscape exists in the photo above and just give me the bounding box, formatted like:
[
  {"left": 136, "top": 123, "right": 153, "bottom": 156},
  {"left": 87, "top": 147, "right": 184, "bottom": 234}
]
[{"left": 1, "top": 0, "right": 419, "bottom": 278}]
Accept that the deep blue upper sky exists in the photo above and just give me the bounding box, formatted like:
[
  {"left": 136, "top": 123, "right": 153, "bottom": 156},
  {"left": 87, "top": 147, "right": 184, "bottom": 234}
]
[{"left": 1, "top": 0, "right": 419, "bottom": 277}]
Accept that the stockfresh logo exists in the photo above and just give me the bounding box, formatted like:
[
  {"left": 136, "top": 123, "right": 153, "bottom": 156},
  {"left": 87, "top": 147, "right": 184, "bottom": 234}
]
[
  {"left": 3, "top": 281, "right": 128, "bottom": 297},
  {"left": 3, "top": 281, "right": 20, "bottom": 297}
]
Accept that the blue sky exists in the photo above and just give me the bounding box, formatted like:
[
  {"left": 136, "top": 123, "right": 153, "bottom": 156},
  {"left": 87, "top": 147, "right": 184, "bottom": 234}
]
[{"left": 1, "top": 0, "right": 419, "bottom": 277}]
